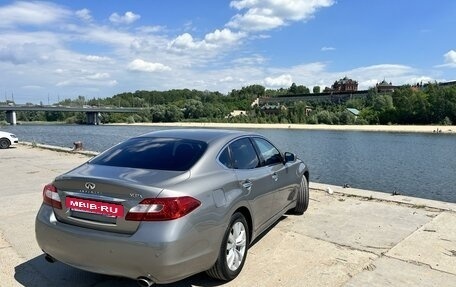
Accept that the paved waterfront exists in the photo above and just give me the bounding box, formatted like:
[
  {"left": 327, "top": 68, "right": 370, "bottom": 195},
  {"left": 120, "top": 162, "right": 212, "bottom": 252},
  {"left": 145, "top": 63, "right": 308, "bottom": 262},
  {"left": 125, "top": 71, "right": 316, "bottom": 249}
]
[{"left": 1, "top": 145, "right": 455, "bottom": 286}]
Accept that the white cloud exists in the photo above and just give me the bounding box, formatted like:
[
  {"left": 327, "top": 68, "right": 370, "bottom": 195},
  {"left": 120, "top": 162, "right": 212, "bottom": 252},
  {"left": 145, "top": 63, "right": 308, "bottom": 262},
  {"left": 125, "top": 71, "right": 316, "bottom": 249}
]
[
  {"left": 86, "top": 72, "right": 110, "bottom": 80},
  {"left": 227, "top": 0, "right": 335, "bottom": 31},
  {"left": 0, "top": 41, "right": 57, "bottom": 64},
  {"left": 232, "top": 54, "right": 267, "bottom": 65},
  {"left": 75, "top": 8, "right": 92, "bottom": 22},
  {"left": 228, "top": 13, "right": 284, "bottom": 31},
  {"left": 69, "top": 25, "right": 138, "bottom": 48},
  {"left": 432, "top": 50, "right": 456, "bottom": 68},
  {"left": 349, "top": 64, "right": 414, "bottom": 78},
  {"left": 82, "top": 55, "right": 112, "bottom": 63},
  {"left": 220, "top": 76, "right": 234, "bottom": 82},
  {"left": 127, "top": 59, "right": 171, "bottom": 72},
  {"left": 321, "top": 46, "right": 336, "bottom": 51},
  {"left": 443, "top": 50, "right": 456, "bottom": 67},
  {"left": 109, "top": 11, "right": 141, "bottom": 25},
  {"left": 264, "top": 74, "right": 293, "bottom": 87},
  {"left": 56, "top": 79, "right": 118, "bottom": 87},
  {"left": 169, "top": 28, "right": 245, "bottom": 53},
  {"left": 136, "top": 25, "right": 165, "bottom": 34},
  {"left": 205, "top": 29, "right": 246, "bottom": 44},
  {"left": 342, "top": 64, "right": 418, "bottom": 89},
  {"left": 170, "top": 33, "right": 204, "bottom": 50},
  {"left": 0, "top": 1, "right": 70, "bottom": 27},
  {"left": 21, "top": 85, "right": 43, "bottom": 90}
]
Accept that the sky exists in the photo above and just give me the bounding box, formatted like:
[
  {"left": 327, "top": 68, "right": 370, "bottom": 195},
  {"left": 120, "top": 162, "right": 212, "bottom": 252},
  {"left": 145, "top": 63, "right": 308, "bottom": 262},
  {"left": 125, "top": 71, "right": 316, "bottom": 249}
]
[{"left": 0, "top": 0, "right": 455, "bottom": 104}]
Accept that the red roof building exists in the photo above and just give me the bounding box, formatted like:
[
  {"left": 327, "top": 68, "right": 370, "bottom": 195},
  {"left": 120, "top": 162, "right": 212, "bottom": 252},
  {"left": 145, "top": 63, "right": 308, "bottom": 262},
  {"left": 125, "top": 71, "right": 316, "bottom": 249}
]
[{"left": 331, "top": 77, "right": 358, "bottom": 92}]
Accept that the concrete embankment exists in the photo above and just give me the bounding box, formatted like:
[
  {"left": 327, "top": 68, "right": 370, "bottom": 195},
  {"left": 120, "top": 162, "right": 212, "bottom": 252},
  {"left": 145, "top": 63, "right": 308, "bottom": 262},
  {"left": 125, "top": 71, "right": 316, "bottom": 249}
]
[{"left": 1, "top": 144, "right": 455, "bottom": 286}]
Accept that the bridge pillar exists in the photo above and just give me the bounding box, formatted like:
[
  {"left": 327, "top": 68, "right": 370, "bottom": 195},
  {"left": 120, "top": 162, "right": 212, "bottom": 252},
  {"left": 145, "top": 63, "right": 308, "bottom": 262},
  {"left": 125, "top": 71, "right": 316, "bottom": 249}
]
[
  {"left": 6, "top": 110, "right": 17, "bottom": 125},
  {"left": 86, "top": 112, "right": 101, "bottom": 125}
]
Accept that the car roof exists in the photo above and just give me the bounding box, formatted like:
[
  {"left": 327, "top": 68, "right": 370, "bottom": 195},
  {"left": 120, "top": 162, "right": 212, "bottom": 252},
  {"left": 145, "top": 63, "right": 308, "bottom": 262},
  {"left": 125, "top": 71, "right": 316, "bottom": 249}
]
[{"left": 136, "top": 128, "right": 260, "bottom": 144}]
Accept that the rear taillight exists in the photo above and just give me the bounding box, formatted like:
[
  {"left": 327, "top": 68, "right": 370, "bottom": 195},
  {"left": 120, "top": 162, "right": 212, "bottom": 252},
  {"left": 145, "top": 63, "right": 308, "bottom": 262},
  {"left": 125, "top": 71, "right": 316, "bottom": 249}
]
[
  {"left": 42, "top": 184, "right": 62, "bottom": 209},
  {"left": 125, "top": 196, "right": 201, "bottom": 221}
]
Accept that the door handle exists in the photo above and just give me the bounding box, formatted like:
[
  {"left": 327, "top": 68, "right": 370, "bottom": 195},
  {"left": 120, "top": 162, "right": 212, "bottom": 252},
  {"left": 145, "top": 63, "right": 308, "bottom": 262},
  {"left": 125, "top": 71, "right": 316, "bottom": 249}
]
[
  {"left": 272, "top": 173, "right": 278, "bottom": 182},
  {"left": 242, "top": 180, "right": 252, "bottom": 191}
]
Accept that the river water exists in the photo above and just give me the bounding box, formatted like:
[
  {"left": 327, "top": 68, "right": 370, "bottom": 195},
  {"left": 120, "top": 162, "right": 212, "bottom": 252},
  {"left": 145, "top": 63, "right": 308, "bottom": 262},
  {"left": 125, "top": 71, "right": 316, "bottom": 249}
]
[{"left": 2, "top": 124, "right": 456, "bottom": 203}]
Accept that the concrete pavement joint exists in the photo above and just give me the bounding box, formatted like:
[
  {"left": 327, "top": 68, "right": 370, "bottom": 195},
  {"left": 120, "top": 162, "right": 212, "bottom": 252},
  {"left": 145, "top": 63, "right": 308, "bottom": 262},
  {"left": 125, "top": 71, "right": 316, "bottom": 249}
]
[
  {"left": 284, "top": 228, "right": 382, "bottom": 258},
  {"left": 383, "top": 254, "right": 456, "bottom": 276}
]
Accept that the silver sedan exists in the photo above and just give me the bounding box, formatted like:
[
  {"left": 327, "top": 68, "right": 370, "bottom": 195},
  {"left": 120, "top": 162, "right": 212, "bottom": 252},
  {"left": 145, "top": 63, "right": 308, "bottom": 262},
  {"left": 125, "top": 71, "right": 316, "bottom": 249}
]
[{"left": 35, "top": 129, "right": 309, "bottom": 286}]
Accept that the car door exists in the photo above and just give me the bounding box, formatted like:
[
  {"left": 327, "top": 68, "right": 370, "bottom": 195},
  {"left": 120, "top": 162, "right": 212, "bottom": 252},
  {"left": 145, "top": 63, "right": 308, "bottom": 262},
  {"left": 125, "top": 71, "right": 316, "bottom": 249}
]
[
  {"left": 251, "top": 137, "right": 297, "bottom": 215},
  {"left": 228, "top": 137, "right": 276, "bottom": 233}
]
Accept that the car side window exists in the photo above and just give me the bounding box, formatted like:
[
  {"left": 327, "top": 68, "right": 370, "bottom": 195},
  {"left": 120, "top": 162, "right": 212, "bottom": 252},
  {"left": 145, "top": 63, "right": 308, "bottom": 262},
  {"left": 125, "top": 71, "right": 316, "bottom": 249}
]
[
  {"left": 230, "top": 138, "right": 259, "bottom": 169},
  {"left": 218, "top": 147, "right": 232, "bottom": 168},
  {"left": 252, "top": 138, "right": 283, "bottom": 166}
]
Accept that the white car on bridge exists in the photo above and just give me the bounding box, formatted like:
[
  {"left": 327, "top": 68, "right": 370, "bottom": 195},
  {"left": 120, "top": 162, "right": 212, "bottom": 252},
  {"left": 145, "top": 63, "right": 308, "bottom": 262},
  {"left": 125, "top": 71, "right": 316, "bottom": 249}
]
[{"left": 0, "top": 130, "right": 19, "bottom": 149}]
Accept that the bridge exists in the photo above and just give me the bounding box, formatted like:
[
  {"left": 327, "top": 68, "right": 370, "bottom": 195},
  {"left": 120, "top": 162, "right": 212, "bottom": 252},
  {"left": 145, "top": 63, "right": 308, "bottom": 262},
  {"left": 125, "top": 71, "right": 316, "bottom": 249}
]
[{"left": 0, "top": 105, "right": 145, "bottom": 125}]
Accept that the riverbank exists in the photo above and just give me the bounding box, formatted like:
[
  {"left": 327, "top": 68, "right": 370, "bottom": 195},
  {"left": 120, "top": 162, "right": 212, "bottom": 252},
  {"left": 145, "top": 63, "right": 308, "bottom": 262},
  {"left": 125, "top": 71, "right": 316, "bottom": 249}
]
[
  {"left": 111, "top": 122, "right": 456, "bottom": 134},
  {"left": 3, "top": 121, "right": 456, "bottom": 134},
  {"left": 1, "top": 145, "right": 455, "bottom": 286}
]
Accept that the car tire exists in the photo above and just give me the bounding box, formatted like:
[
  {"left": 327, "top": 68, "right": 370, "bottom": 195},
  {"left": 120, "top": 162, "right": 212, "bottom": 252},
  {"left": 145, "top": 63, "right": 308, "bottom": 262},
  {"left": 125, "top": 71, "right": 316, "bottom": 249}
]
[
  {"left": 206, "top": 212, "right": 249, "bottom": 281},
  {"left": 292, "top": 175, "right": 309, "bottom": 215},
  {"left": 0, "top": 138, "right": 10, "bottom": 149}
]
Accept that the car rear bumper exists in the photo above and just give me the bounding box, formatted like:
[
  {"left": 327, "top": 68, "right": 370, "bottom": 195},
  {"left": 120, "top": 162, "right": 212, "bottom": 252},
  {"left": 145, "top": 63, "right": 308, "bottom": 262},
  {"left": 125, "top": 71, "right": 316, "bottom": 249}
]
[{"left": 35, "top": 204, "right": 223, "bottom": 284}]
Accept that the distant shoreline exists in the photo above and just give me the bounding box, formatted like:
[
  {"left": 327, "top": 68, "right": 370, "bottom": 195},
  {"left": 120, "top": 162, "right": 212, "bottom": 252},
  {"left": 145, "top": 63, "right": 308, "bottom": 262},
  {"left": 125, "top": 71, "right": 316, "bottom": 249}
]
[
  {"left": 4, "top": 121, "right": 455, "bottom": 134},
  {"left": 109, "top": 122, "right": 456, "bottom": 134}
]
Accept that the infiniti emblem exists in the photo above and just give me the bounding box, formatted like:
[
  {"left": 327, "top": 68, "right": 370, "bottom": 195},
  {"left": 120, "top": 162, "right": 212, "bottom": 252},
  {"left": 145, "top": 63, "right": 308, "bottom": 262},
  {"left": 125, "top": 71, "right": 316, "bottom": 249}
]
[{"left": 85, "top": 182, "right": 96, "bottom": 190}]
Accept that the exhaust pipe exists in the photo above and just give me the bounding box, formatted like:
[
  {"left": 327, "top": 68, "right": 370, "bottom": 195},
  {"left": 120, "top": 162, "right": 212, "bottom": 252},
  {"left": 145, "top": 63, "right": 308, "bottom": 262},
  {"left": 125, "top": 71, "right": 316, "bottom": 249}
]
[
  {"left": 137, "top": 276, "right": 154, "bottom": 287},
  {"left": 44, "top": 253, "right": 56, "bottom": 263}
]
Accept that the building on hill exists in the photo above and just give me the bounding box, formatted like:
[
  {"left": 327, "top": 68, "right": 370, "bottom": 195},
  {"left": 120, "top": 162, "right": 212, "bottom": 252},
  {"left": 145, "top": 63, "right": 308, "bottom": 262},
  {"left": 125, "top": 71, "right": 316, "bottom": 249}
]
[
  {"left": 376, "top": 80, "right": 395, "bottom": 93},
  {"left": 227, "top": 110, "right": 247, "bottom": 118},
  {"left": 260, "top": 103, "right": 287, "bottom": 115},
  {"left": 251, "top": 97, "right": 260, "bottom": 108},
  {"left": 346, "top": 108, "right": 360, "bottom": 119},
  {"left": 331, "top": 77, "right": 358, "bottom": 92}
]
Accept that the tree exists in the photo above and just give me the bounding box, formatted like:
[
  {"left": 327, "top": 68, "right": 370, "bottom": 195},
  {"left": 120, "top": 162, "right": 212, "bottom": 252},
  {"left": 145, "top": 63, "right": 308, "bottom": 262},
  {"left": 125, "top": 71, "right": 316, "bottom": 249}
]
[
  {"left": 292, "top": 101, "right": 308, "bottom": 123},
  {"left": 150, "top": 105, "right": 166, "bottom": 122},
  {"left": 316, "top": 110, "right": 333, "bottom": 124},
  {"left": 184, "top": 99, "right": 204, "bottom": 119},
  {"left": 45, "top": 111, "right": 65, "bottom": 122},
  {"left": 338, "top": 110, "right": 356, "bottom": 124},
  {"left": 359, "top": 108, "right": 379, "bottom": 124},
  {"left": 392, "top": 87, "right": 430, "bottom": 124},
  {"left": 164, "top": 104, "right": 183, "bottom": 122},
  {"left": 288, "top": 83, "right": 298, "bottom": 94},
  {"left": 313, "top": 86, "right": 321, "bottom": 94},
  {"left": 372, "top": 95, "right": 395, "bottom": 124},
  {"left": 296, "top": 85, "right": 310, "bottom": 94},
  {"left": 428, "top": 84, "right": 456, "bottom": 124}
]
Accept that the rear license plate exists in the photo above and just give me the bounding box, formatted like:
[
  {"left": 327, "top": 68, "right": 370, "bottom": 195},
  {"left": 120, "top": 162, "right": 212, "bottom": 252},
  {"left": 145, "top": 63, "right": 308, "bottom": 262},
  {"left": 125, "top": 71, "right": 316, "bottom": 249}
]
[{"left": 65, "top": 197, "right": 124, "bottom": 217}]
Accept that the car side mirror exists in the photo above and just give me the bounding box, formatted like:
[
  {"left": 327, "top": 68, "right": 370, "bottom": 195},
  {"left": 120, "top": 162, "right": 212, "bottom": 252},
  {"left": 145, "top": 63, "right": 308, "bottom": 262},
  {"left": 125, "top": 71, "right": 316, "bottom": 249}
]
[{"left": 284, "top": 152, "right": 296, "bottom": 163}]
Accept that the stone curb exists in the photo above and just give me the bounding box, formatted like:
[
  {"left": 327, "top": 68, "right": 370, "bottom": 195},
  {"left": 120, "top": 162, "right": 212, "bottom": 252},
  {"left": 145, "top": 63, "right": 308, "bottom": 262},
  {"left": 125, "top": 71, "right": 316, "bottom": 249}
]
[
  {"left": 19, "top": 142, "right": 98, "bottom": 157},
  {"left": 310, "top": 182, "right": 456, "bottom": 212}
]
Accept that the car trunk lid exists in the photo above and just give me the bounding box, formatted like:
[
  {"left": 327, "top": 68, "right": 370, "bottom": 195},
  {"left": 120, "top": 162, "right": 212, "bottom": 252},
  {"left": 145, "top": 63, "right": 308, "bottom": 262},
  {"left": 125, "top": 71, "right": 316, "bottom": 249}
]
[{"left": 51, "top": 163, "right": 190, "bottom": 234}]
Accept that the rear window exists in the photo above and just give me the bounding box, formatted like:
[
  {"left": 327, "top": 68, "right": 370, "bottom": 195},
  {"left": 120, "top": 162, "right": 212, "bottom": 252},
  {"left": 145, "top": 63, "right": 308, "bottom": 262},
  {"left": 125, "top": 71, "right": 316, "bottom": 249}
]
[{"left": 90, "top": 137, "right": 207, "bottom": 171}]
